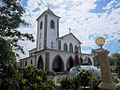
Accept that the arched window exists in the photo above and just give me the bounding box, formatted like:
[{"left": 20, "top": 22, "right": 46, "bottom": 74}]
[
  {"left": 64, "top": 43, "right": 68, "bottom": 51},
  {"left": 25, "top": 61, "right": 27, "bottom": 66},
  {"left": 74, "top": 45, "right": 78, "bottom": 52},
  {"left": 50, "top": 20, "right": 54, "bottom": 29},
  {"left": 69, "top": 43, "right": 73, "bottom": 52},
  {"left": 40, "top": 21, "right": 42, "bottom": 29},
  {"left": 58, "top": 40, "right": 61, "bottom": 50},
  {"left": 31, "top": 60, "right": 33, "bottom": 65}
]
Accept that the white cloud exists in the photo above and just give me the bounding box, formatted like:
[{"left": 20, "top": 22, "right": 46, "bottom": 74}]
[{"left": 18, "top": 0, "right": 120, "bottom": 59}]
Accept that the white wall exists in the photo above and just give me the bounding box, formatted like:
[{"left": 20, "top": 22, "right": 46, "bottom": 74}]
[
  {"left": 60, "top": 34, "right": 81, "bottom": 52},
  {"left": 46, "top": 14, "right": 59, "bottom": 49},
  {"left": 37, "top": 15, "right": 45, "bottom": 50}
]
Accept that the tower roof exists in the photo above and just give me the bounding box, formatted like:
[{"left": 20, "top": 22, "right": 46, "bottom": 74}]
[
  {"left": 36, "top": 8, "right": 60, "bottom": 21},
  {"left": 46, "top": 8, "right": 55, "bottom": 15}
]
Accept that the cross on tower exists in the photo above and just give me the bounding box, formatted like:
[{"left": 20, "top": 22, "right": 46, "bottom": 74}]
[
  {"left": 51, "top": 41, "right": 54, "bottom": 49},
  {"left": 69, "top": 27, "right": 71, "bottom": 33}
]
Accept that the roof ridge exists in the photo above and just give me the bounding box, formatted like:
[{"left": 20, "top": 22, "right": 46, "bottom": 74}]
[{"left": 57, "top": 33, "right": 82, "bottom": 44}]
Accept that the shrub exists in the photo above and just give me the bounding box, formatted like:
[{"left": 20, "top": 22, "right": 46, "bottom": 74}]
[
  {"left": 0, "top": 63, "right": 20, "bottom": 90},
  {"left": 89, "top": 78, "right": 101, "bottom": 90},
  {"left": 76, "top": 69, "right": 92, "bottom": 89},
  {"left": 58, "top": 76, "right": 74, "bottom": 89},
  {"left": 20, "top": 65, "right": 54, "bottom": 90}
]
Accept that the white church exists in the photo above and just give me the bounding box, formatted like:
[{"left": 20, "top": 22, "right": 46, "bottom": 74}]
[{"left": 19, "top": 8, "right": 94, "bottom": 72}]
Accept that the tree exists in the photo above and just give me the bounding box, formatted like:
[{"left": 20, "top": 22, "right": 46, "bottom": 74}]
[
  {"left": 0, "top": 38, "right": 15, "bottom": 64},
  {"left": 0, "top": 1, "right": 35, "bottom": 89},
  {"left": 108, "top": 53, "right": 118, "bottom": 66},
  {"left": 0, "top": 0, "right": 34, "bottom": 57},
  {"left": 115, "top": 54, "right": 120, "bottom": 78}
]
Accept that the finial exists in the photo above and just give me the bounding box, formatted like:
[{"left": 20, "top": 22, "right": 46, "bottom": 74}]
[{"left": 69, "top": 27, "right": 71, "bottom": 33}]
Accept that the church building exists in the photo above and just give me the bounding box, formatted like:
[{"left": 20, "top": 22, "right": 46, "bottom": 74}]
[{"left": 19, "top": 8, "right": 94, "bottom": 72}]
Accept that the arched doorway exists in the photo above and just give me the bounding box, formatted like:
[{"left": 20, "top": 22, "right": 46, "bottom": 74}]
[
  {"left": 37, "top": 56, "right": 44, "bottom": 69},
  {"left": 52, "top": 55, "right": 64, "bottom": 72},
  {"left": 80, "top": 57, "right": 83, "bottom": 65},
  {"left": 83, "top": 57, "right": 92, "bottom": 65},
  {"left": 87, "top": 57, "right": 92, "bottom": 65},
  {"left": 66, "top": 56, "right": 74, "bottom": 71}
]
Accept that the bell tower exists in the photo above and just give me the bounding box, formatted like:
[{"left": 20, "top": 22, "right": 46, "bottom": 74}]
[{"left": 36, "top": 8, "right": 60, "bottom": 51}]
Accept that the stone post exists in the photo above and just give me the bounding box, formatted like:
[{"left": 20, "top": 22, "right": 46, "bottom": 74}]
[{"left": 96, "top": 48, "right": 115, "bottom": 90}]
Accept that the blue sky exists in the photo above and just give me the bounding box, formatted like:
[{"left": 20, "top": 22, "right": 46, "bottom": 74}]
[{"left": 18, "top": 0, "right": 120, "bottom": 59}]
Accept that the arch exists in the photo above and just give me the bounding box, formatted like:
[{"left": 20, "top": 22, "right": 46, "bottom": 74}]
[
  {"left": 66, "top": 56, "right": 74, "bottom": 71},
  {"left": 40, "top": 21, "right": 43, "bottom": 29},
  {"left": 80, "top": 57, "right": 83, "bottom": 65},
  {"left": 74, "top": 45, "right": 78, "bottom": 52},
  {"left": 69, "top": 43, "right": 73, "bottom": 52},
  {"left": 25, "top": 61, "right": 27, "bottom": 66},
  {"left": 64, "top": 43, "right": 68, "bottom": 51},
  {"left": 87, "top": 57, "right": 92, "bottom": 65},
  {"left": 52, "top": 55, "right": 64, "bottom": 72},
  {"left": 50, "top": 20, "right": 55, "bottom": 29},
  {"left": 83, "top": 57, "right": 92, "bottom": 65},
  {"left": 37, "top": 56, "right": 44, "bottom": 69},
  {"left": 31, "top": 60, "right": 33, "bottom": 65}
]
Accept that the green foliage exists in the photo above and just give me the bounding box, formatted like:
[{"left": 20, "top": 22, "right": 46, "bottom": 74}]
[
  {"left": 72, "top": 77, "right": 81, "bottom": 90},
  {"left": 0, "top": 0, "right": 34, "bottom": 56},
  {"left": 0, "top": 62, "right": 21, "bottom": 90},
  {"left": 58, "top": 69, "right": 94, "bottom": 90},
  {"left": 0, "top": 65, "right": 54, "bottom": 90},
  {"left": 114, "top": 54, "right": 120, "bottom": 78},
  {"left": 0, "top": 38, "right": 15, "bottom": 65},
  {"left": 20, "top": 65, "right": 54, "bottom": 90},
  {"left": 116, "top": 86, "right": 120, "bottom": 90},
  {"left": 89, "top": 78, "right": 101, "bottom": 90},
  {"left": 76, "top": 69, "right": 92, "bottom": 88},
  {"left": 58, "top": 76, "right": 74, "bottom": 89}
]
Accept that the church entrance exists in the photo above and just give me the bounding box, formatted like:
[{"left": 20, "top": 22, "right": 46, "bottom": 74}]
[
  {"left": 37, "top": 56, "right": 44, "bottom": 69},
  {"left": 66, "top": 56, "right": 74, "bottom": 71},
  {"left": 52, "top": 55, "right": 64, "bottom": 72},
  {"left": 83, "top": 57, "right": 92, "bottom": 65}
]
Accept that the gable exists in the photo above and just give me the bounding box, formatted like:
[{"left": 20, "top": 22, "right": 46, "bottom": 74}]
[{"left": 58, "top": 33, "right": 82, "bottom": 44}]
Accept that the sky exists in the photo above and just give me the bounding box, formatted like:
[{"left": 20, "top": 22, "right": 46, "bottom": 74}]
[{"left": 18, "top": 0, "right": 120, "bottom": 59}]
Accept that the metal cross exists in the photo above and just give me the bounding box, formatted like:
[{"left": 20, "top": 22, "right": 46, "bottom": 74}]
[
  {"left": 69, "top": 27, "right": 71, "bottom": 33},
  {"left": 51, "top": 41, "right": 54, "bottom": 49}
]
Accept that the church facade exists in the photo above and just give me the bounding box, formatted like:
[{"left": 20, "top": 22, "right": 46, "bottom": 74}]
[{"left": 19, "top": 8, "right": 94, "bottom": 72}]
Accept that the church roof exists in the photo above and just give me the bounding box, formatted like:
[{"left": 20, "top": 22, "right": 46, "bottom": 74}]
[
  {"left": 36, "top": 8, "right": 60, "bottom": 20},
  {"left": 57, "top": 33, "right": 82, "bottom": 44},
  {"left": 46, "top": 8, "right": 55, "bottom": 15}
]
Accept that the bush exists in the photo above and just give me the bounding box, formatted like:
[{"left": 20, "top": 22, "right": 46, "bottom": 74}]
[
  {"left": 76, "top": 69, "right": 92, "bottom": 89},
  {"left": 0, "top": 64, "right": 54, "bottom": 90},
  {"left": 58, "top": 69, "right": 94, "bottom": 90},
  {"left": 0, "top": 63, "right": 20, "bottom": 90},
  {"left": 58, "top": 76, "right": 74, "bottom": 89},
  {"left": 19, "top": 65, "right": 54, "bottom": 90},
  {"left": 89, "top": 78, "right": 101, "bottom": 90}
]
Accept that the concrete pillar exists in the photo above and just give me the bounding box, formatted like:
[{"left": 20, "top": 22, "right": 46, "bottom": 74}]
[{"left": 96, "top": 48, "right": 115, "bottom": 90}]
